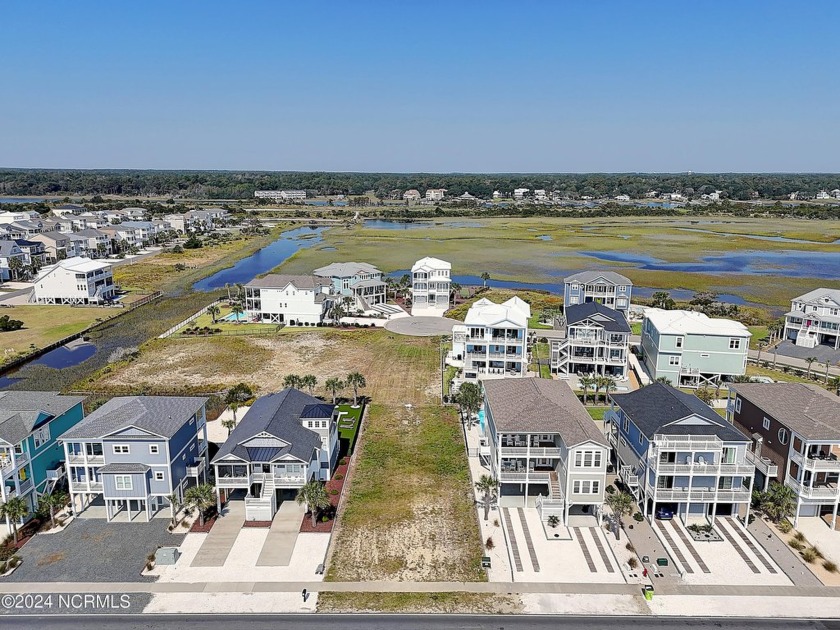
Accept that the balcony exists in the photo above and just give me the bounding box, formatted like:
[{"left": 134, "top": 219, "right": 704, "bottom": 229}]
[
  {"left": 649, "top": 459, "right": 754, "bottom": 476},
  {"left": 0, "top": 451, "right": 29, "bottom": 474},
  {"left": 501, "top": 446, "right": 562, "bottom": 457},
  {"left": 499, "top": 471, "right": 552, "bottom": 484},
  {"left": 67, "top": 453, "right": 105, "bottom": 466},
  {"left": 745, "top": 450, "right": 779, "bottom": 478},
  {"left": 652, "top": 436, "right": 723, "bottom": 451},
  {"left": 273, "top": 475, "right": 306, "bottom": 488},
  {"left": 648, "top": 484, "right": 751, "bottom": 502},
  {"left": 790, "top": 450, "right": 840, "bottom": 472},
  {"left": 88, "top": 481, "right": 104, "bottom": 492},
  {"left": 620, "top": 465, "right": 639, "bottom": 487},
  {"left": 786, "top": 477, "right": 840, "bottom": 500},
  {"left": 216, "top": 474, "right": 251, "bottom": 488}
]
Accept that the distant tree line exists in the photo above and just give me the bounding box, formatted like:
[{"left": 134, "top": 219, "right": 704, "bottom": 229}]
[{"left": 1, "top": 169, "right": 838, "bottom": 202}]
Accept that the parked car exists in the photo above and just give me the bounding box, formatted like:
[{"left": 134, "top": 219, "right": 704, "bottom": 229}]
[{"left": 655, "top": 506, "right": 674, "bottom": 520}]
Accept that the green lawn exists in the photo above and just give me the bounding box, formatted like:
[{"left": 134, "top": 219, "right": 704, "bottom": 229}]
[
  {"left": 586, "top": 407, "right": 609, "bottom": 421},
  {"left": 178, "top": 304, "right": 281, "bottom": 336},
  {"left": 528, "top": 314, "right": 553, "bottom": 329},
  {"left": 631, "top": 322, "right": 642, "bottom": 336},
  {"left": 748, "top": 326, "right": 769, "bottom": 349},
  {"left": 336, "top": 403, "right": 364, "bottom": 452}
]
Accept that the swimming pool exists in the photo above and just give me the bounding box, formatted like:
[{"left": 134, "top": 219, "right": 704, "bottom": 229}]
[{"left": 220, "top": 313, "right": 246, "bottom": 322}]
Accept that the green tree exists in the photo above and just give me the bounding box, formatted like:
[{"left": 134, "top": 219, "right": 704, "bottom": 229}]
[
  {"left": 759, "top": 481, "right": 797, "bottom": 523},
  {"left": 599, "top": 375, "right": 617, "bottom": 405},
  {"left": 301, "top": 374, "right": 318, "bottom": 395},
  {"left": 325, "top": 378, "right": 344, "bottom": 403},
  {"left": 474, "top": 474, "right": 500, "bottom": 521},
  {"left": 345, "top": 372, "right": 366, "bottom": 405},
  {"left": 650, "top": 291, "right": 676, "bottom": 310},
  {"left": 605, "top": 490, "right": 634, "bottom": 528},
  {"left": 166, "top": 492, "right": 180, "bottom": 528},
  {"left": 38, "top": 491, "right": 68, "bottom": 530},
  {"left": 579, "top": 375, "right": 596, "bottom": 405},
  {"left": 283, "top": 374, "right": 302, "bottom": 390},
  {"left": 225, "top": 382, "right": 253, "bottom": 405},
  {"left": 455, "top": 381, "right": 483, "bottom": 422},
  {"left": 295, "top": 481, "right": 331, "bottom": 528},
  {"left": 208, "top": 304, "right": 220, "bottom": 324},
  {"left": 804, "top": 356, "right": 817, "bottom": 380},
  {"left": 829, "top": 376, "right": 840, "bottom": 396},
  {"left": 0, "top": 496, "right": 29, "bottom": 545},
  {"left": 184, "top": 483, "right": 216, "bottom": 527},
  {"left": 230, "top": 303, "right": 244, "bottom": 322},
  {"left": 695, "top": 386, "right": 714, "bottom": 405},
  {"left": 222, "top": 417, "right": 236, "bottom": 436},
  {"left": 480, "top": 271, "right": 491, "bottom": 287}
]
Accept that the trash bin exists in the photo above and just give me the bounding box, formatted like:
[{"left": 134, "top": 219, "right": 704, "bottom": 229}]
[
  {"left": 643, "top": 585, "right": 654, "bottom": 601},
  {"left": 481, "top": 556, "right": 491, "bottom": 568},
  {"left": 656, "top": 557, "right": 669, "bottom": 567}
]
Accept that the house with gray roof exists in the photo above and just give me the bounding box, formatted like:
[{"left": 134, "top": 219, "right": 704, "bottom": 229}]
[
  {"left": 211, "top": 388, "right": 338, "bottom": 521},
  {"left": 481, "top": 378, "right": 608, "bottom": 526},
  {"left": 59, "top": 396, "right": 208, "bottom": 522},
  {"left": 314, "top": 261, "right": 386, "bottom": 310},
  {"left": 0, "top": 239, "right": 27, "bottom": 281},
  {"left": 244, "top": 274, "right": 332, "bottom": 325},
  {"left": 783, "top": 287, "right": 840, "bottom": 351},
  {"left": 606, "top": 383, "right": 754, "bottom": 525},
  {"left": 563, "top": 271, "right": 633, "bottom": 316},
  {"left": 549, "top": 302, "right": 631, "bottom": 378},
  {"left": 0, "top": 392, "right": 85, "bottom": 532},
  {"left": 728, "top": 383, "right": 840, "bottom": 527}
]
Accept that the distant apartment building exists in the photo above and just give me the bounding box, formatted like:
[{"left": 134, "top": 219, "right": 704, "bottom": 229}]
[
  {"left": 563, "top": 271, "right": 633, "bottom": 316},
  {"left": 783, "top": 288, "right": 840, "bottom": 350},
  {"left": 254, "top": 190, "right": 306, "bottom": 201},
  {"left": 244, "top": 274, "right": 332, "bottom": 325},
  {"left": 549, "top": 302, "right": 630, "bottom": 378},
  {"left": 450, "top": 297, "right": 529, "bottom": 381},
  {"left": 482, "top": 378, "right": 608, "bottom": 525},
  {"left": 313, "top": 261, "right": 386, "bottom": 310},
  {"left": 606, "top": 383, "right": 754, "bottom": 524},
  {"left": 32, "top": 257, "right": 115, "bottom": 305},
  {"left": 513, "top": 188, "right": 530, "bottom": 200},
  {"left": 425, "top": 189, "right": 446, "bottom": 201},
  {"left": 410, "top": 257, "right": 451, "bottom": 314},
  {"left": 728, "top": 383, "right": 840, "bottom": 527},
  {"left": 641, "top": 309, "right": 750, "bottom": 387},
  {"left": 402, "top": 189, "right": 421, "bottom": 202}
]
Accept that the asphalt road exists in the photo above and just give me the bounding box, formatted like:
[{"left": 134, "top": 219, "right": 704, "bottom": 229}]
[{"left": 2, "top": 615, "right": 839, "bottom": 629}]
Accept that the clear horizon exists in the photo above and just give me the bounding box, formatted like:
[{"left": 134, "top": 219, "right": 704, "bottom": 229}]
[{"left": 2, "top": 1, "right": 839, "bottom": 172}]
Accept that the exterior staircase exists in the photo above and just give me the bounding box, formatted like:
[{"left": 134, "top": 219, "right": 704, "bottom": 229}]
[{"left": 549, "top": 472, "right": 562, "bottom": 499}]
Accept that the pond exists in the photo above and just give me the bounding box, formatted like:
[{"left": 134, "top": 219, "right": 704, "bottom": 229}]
[
  {"left": 192, "top": 226, "right": 327, "bottom": 291},
  {"left": 0, "top": 340, "right": 96, "bottom": 389}
]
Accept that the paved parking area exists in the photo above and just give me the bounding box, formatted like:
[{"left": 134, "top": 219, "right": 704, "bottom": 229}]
[
  {"left": 385, "top": 316, "right": 460, "bottom": 336},
  {"left": 774, "top": 340, "right": 840, "bottom": 365},
  {"left": 6, "top": 518, "right": 182, "bottom": 582}
]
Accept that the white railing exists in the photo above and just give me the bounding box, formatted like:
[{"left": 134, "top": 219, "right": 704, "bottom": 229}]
[
  {"left": 499, "top": 471, "right": 552, "bottom": 483},
  {"left": 216, "top": 475, "right": 250, "bottom": 487},
  {"left": 650, "top": 460, "right": 754, "bottom": 476},
  {"left": 67, "top": 454, "right": 104, "bottom": 465},
  {"left": 647, "top": 484, "right": 750, "bottom": 502},
  {"left": 790, "top": 450, "right": 840, "bottom": 472},
  {"left": 501, "top": 446, "right": 561, "bottom": 457},
  {"left": 620, "top": 465, "right": 639, "bottom": 486},
  {"left": 88, "top": 482, "right": 103, "bottom": 492},
  {"left": 786, "top": 477, "right": 840, "bottom": 499},
  {"left": 652, "top": 436, "right": 723, "bottom": 451},
  {"left": 0, "top": 451, "right": 29, "bottom": 472},
  {"left": 745, "top": 450, "right": 779, "bottom": 477}
]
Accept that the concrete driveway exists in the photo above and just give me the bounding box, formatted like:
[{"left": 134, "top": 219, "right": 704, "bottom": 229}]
[
  {"left": 257, "top": 501, "right": 305, "bottom": 566},
  {"left": 190, "top": 496, "right": 246, "bottom": 567}
]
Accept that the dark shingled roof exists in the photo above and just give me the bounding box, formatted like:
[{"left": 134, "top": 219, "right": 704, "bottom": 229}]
[
  {"left": 611, "top": 383, "right": 748, "bottom": 442},
  {"left": 565, "top": 302, "right": 631, "bottom": 332},
  {"left": 99, "top": 463, "right": 150, "bottom": 474},
  {"left": 246, "top": 274, "right": 328, "bottom": 289},
  {"left": 60, "top": 396, "right": 207, "bottom": 440},
  {"left": 483, "top": 378, "right": 606, "bottom": 447},
  {"left": 564, "top": 270, "right": 632, "bottom": 286},
  {"left": 0, "top": 391, "right": 85, "bottom": 445},
  {"left": 212, "top": 389, "right": 330, "bottom": 464},
  {"left": 729, "top": 383, "right": 840, "bottom": 440}
]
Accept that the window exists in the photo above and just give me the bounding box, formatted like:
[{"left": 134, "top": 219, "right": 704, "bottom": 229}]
[
  {"left": 113, "top": 444, "right": 129, "bottom": 454},
  {"left": 154, "top": 471, "right": 165, "bottom": 481},
  {"left": 762, "top": 416, "right": 770, "bottom": 430},
  {"left": 115, "top": 475, "right": 133, "bottom": 490},
  {"left": 33, "top": 426, "right": 51, "bottom": 449},
  {"left": 149, "top": 445, "right": 159, "bottom": 455},
  {"left": 675, "top": 337, "right": 683, "bottom": 348},
  {"left": 729, "top": 338, "right": 741, "bottom": 350},
  {"left": 622, "top": 416, "right": 629, "bottom": 432},
  {"left": 618, "top": 285, "right": 627, "bottom": 292},
  {"left": 638, "top": 433, "right": 643, "bottom": 445},
  {"left": 778, "top": 428, "right": 789, "bottom": 445},
  {"left": 573, "top": 480, "right": 600, "bottom": 494},
  {"left": 735, "top": 398, "right": 742, "bottom": 413},
  {"left": 668, "top": 356, "right": 680, "bottom": 366}
]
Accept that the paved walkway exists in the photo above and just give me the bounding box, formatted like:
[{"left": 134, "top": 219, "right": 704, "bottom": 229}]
[
  {"left": 257, "top": 502, "right": 304, "bottom": 566},
  {"left": 748, "top": 348, "right": 840, "bottom": 378},
  {"left": 747, "top": 516, "right": 822, "bottom": 586},
  {"left": 191, "top": 499, "right": 245, "bottom": 567},
  {"left": 502, "top": 507, "right": 524, "bottom": 572},
  {"left": 385, "top": 315, "right": 460, "bottom": 336}
]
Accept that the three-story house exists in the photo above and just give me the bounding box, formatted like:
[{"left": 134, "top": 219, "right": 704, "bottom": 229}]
[
  {"left": 549, "top": 302, "right": 631, "bottom": 378},
  {"left": 563, "top": 271, "right": 633, "bottom": 316},
  {"left": 783, "top": 288, "right": 840, "bottom": 350}
]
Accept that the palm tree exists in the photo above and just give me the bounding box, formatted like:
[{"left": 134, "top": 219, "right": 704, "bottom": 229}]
[
  {"left": 600, "top": 376, "right": 617, "bottom": 405},
  {"left": 230, "top": 303, "right": 245, "bottom": 323},
  {"left": 222, "top": 417, "right": 236, "bottom": 436},
  {"left": 39, "top": 491, "right": 68, "bottom": 529},
  {"left": 474, "top": 474, "right": 500, "bottom": 521},
  {"left": 224, "top": 283, "right": 232, "bottom": 302},
  {"left": 480, "top": 271, "right": 490, "bottom": 288},
  {"left": 166, "top": 492, "right": 180, "bottom": 528},
  {"left": 756, "top": 341, "right": 766, "bottom": 364},
  {"left": 605, "top": 490, "right": 634, "bottom": 529},
  {"left": 579, "top": 375, "right": 596, "bottom": 405},
  {"left": 759, "top": 481, "right": 797, "bottom": 523},
  {"left": 0, "top": 496, "right": 29, "bottom": 545},
  {"left": 325, "top": 378, "right": 344, "bottom": 404},
  {"left": 184, "top": 483, "right": 216, "bottom": 527},
  {"left": 208, "top": 304, "right": 221, "bottom": 324},
  {"left": 8, "top": 256, "right": 24, "bottom": 281},
  {"left": 655, "top": 376, "right": 671, "bottom": 384},
  {"left": 301, "top": 374, "right": 318, "bottom": 395},
  {"left": 695, "top": 386, "right": 714, "bottom": 405},
  {"left": 829, "top": 376, "right": 840, "bottom": 396},
  {"left": 345, "top": 372, "right": 366, "bottom": 405},
  {"left": 283, "top": 374, "right": 302, "bottom": 390},
  {"left": 295, "top": 481, "right": 332, "bottom": 528},
  {"left": 805, "top": 356, "right": 817, "bottom": 380}
]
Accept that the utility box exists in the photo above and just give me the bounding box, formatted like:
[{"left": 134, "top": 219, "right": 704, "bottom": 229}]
[
  {"left": 155, "top": 547, "right": 181, "bottom": 566},
  {"left": 656, "top": 557, "right": 668, "bottom": 567},
  {"left": 482, "top": 556, "right": 491, "bottom": 568}
]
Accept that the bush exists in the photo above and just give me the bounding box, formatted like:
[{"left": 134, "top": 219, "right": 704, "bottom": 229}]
[
  {"left": 777, "top": 519, "right": 793, "bottom": 534},
  {"left": 625, "top": 542, "right": 635, "bottom": 552},
  {"left": 789, "top": 540, "right": 805, "bottom": 551},
  {"left": 794, "top": 531, "right": 807, "bottom": 543},
  {"left": 339, "top": 457, "right": 348, "bottom": 466},
  {"left": 812, "top": 546, "right": 824, "bottom": 559},
  {"left": 329, "top": 489, "right": 339, "bottom": 495},
  {"left": 823, "top": 560, "right": 838, "bottom": 573},
  {"left": 628, "top": 557, "right": 638, "bottom": 569},
  {"left": 547, "top": 515, "right": 560, "bottom": 528},
  {"left": 333, "top": 473, "right": 344, "bottom": 481},
  {"left": 493, "top": 519, "right": 499, "bottom": 527},
  {"left": 485, "top": 536, "right": 494, "bottom": 550},
  {"left": 802, "top": 548, "right": 818, "bottom": 563},
  {"left": 633, "top": 512, "right": 644, "bottom": 522},
  {"left": 0, "top": 315, "right": 24, "bottom": 331}
]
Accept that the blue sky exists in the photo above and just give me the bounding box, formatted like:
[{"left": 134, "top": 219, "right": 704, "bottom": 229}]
[{"left": 1, "top": 1, "right": 838, "bottom": 172}]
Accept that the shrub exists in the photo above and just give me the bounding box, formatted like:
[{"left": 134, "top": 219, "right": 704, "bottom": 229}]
[
  {"left": 633, "top": 512, "right": 644, "bottom": 522},
  {"left": 321, "top": 515, "right": 329, "bottom": 523},
  {"left": 777, "top": 519, "right": 793, "bottom": 534},
  {"left": 485, "top": 536, "right": 494, "bottom": 550},
  {"left": 625, "top": 542, "right": 635, "bottom": 552},
  {"left": 789, "top": 540, "right": 805, "bottom": 551},
  {"left": 493, "top": 519, "right": 499, "bottom": 527},
  {"left": 333, "top": 473, "right": 344, "bottom": 481},
  {"left": 812, "top": 546, "right": 824, "bottom": 559},
  {"left": 547, "top": 515, "right": 560, "bottom": 528},
  {"left": 823, "top": 560, "right": 838, "bottom": 573},
  {"left": 339, "top": 457, "right": 348, "bottom": 466},
  {"left": 145, "top": 561, "right": 153, "bottom": 571},
  {"left": 605, "top": 485, "right": 616, "bottom": 495},
  {"left": 794, "top": 531, "right": 807, "bottom": 543},
  {"left": 628, "top": 557, "right": 638, "bottom": 569},
  {"left": 329, "top": 489, "right": 339, "bottom": 495},
  {"left": 802, "top": 548, "right": 818, "bottom": 563}
]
